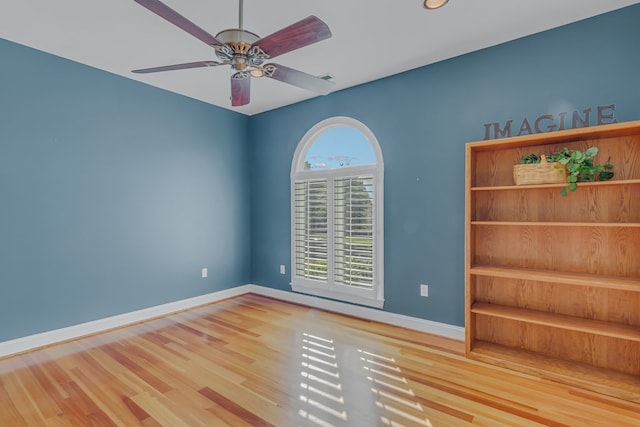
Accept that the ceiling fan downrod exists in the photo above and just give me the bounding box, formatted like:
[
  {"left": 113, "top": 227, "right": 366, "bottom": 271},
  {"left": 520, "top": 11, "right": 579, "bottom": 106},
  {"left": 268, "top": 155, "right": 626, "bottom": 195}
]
[{"left": 238, "top": 0, "right": 244, "bottom": 30}]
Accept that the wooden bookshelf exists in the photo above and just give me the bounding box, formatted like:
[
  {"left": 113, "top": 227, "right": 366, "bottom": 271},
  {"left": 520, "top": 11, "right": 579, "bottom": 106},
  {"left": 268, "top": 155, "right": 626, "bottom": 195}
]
[
  {"left": 471, "top": 303, "right": 640, "bottom": 341},
  {"left": 465, "top": 120, "right": 640, "bottom": 403},
  {"left": 471, "top": 341, "right": 640, "bottom": 403},
  {"left": 472, "top": 221, "right": 640, "bottom": 227},
  {"left": 470, "top": 266, "right": 640, "bottom": 291}
]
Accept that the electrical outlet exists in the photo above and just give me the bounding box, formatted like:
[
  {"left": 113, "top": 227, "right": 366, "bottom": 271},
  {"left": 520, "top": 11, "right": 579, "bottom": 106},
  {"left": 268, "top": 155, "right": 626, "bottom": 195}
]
[
  {"left": 202, "top": 268, "right": 208, "bottom": 278},
  {"left": 420, "top": 284, "right": 429, "bottom": 297},
  {"left": 280, "top": 265, "right": 286, "bottom": 274}
]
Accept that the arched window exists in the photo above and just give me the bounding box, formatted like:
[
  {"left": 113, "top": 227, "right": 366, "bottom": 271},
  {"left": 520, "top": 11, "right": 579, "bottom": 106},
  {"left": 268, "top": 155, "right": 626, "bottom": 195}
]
[{"left": 291, "top": 117, "right": 384, "bottom": 308}]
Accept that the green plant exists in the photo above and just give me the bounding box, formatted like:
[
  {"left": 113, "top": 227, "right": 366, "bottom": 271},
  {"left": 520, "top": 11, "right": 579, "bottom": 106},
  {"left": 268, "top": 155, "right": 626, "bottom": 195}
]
[
  {"left": 520, "top": 147, "right": 614, "bottom": 196},
  {"left": 520, "top": 153, "right": 541, "bottom": 164}
]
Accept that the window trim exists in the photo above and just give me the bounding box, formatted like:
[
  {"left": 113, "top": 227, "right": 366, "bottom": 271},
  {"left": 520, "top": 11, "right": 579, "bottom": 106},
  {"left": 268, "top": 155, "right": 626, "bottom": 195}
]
[{"left": 290, "top": 117, "right": 384, "bottom": 308}]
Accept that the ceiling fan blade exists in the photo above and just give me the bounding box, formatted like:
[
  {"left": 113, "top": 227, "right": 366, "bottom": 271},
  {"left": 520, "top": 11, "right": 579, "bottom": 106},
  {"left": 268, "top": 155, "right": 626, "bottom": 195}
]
[
  {"left": 252, "top": 16, "right": 331, "bottom": 59},
  {"left": 263, "top": 63, "right": 335, "bottom": 95},
  {"left": 132, "top": 61, "right": 224, "bottom": 74},
  {"left": 231, "top": 74, "right": 251, "bottom": 106},
  {"left": 134, "top": 0, "right": 225, "bottom": 47}
]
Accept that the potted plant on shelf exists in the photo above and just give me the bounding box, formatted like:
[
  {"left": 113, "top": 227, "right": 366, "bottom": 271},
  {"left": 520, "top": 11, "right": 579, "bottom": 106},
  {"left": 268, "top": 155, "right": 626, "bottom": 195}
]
[{"left": 514, "top": 147, "right": 614, "bottom": 196}]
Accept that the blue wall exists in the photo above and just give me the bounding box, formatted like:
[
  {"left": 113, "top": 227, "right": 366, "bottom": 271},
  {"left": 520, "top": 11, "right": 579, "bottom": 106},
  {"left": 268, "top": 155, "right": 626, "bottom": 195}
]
[
  {"left": 0, "top": 39, "right": 251, "bottom": 341},
  {"left": 248, "top": 5, "right": 640, "bottom": 327},
  {"left": 1, "top": 5, "right": 639, "bottom": 343}
]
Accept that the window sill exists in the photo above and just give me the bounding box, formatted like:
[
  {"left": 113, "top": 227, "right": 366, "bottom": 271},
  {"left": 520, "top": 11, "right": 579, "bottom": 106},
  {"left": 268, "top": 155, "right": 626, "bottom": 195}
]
[{"left": 291, "top": 283, "right": 385, "bottom": 309}]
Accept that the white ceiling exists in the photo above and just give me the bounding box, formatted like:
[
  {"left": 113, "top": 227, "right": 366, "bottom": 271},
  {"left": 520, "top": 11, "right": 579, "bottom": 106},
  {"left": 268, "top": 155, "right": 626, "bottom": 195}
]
[{"left": 1, "top": 0, "right": 638, "bottom": 116}]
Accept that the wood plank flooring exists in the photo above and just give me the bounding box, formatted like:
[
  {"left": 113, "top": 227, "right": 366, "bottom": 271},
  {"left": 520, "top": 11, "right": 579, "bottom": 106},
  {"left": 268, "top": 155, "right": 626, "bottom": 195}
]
[{"left": 1, "top": 293, "right": 638, "bottom": 426}]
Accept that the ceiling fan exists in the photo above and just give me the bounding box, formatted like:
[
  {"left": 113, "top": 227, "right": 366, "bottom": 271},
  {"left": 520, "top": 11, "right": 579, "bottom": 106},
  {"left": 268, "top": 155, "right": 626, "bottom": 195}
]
[{"left": 132, "top": 0, "right": 335, "bottom": 106}]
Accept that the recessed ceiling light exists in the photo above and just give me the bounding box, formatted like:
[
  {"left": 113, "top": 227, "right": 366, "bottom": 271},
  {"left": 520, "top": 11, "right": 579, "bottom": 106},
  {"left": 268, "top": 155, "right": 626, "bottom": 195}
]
[{"left": 423, "top": 0, "right": 449, "bottom": 9}]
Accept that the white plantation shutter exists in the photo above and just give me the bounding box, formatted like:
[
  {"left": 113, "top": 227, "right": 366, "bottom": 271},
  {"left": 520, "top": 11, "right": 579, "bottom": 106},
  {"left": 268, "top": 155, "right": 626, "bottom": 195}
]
[
  {"left": 294, "top": 179, "right": 328, "bottom": 281},
  {"left": 334, "top": 176, "right": 374, "bottom": 288}
]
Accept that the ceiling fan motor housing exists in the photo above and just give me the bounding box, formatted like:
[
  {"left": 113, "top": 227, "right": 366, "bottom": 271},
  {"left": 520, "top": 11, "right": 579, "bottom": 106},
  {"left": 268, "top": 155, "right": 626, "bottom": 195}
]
[{"left": 215, "top": 29, "right": 268, "bottom": 73}]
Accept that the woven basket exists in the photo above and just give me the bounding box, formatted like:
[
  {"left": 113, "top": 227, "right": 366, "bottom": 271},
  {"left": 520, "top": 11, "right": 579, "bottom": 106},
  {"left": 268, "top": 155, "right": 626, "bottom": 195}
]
[{"left": 513, "top": 155, "right": 567, "bottom": 185}]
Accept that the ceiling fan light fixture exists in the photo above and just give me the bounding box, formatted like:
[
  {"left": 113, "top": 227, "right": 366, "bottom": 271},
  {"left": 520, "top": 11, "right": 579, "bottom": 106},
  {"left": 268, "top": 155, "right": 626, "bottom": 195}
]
[
  {"left": 132, "top": 0, "right": 334, "bottom": 107},
  {"left": 423, "top": 0, "right": 449, "bottom": 9}
]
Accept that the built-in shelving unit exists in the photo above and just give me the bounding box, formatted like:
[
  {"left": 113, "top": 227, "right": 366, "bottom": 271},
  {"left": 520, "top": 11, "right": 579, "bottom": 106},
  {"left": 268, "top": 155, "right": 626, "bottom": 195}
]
[{"left": 465, "top": 120, "right": 640, "bottom": 403}]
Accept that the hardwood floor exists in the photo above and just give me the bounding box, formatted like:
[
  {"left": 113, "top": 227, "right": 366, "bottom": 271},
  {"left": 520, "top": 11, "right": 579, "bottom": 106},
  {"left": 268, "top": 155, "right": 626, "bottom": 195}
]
[{"left": 1, "top": 293, "right": 638, "bottom": 426}]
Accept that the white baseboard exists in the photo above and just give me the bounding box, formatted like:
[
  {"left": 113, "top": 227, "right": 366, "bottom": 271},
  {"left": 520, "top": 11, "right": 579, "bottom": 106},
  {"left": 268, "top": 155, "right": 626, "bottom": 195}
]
[
  {"left": 246, "top": 285, "right": 465, "bottom": 341},
  {"left": 0, "top": 285, "right": 252, "bottom": 358},
  {"left": 0, "top": 284, "right": 463, "bottom": 359}
]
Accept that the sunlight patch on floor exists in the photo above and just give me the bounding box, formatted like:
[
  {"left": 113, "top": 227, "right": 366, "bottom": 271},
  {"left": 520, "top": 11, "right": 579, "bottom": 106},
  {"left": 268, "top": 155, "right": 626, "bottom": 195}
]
[{"left": 295, "top": 331, "right": 433, "bottom": 426}]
